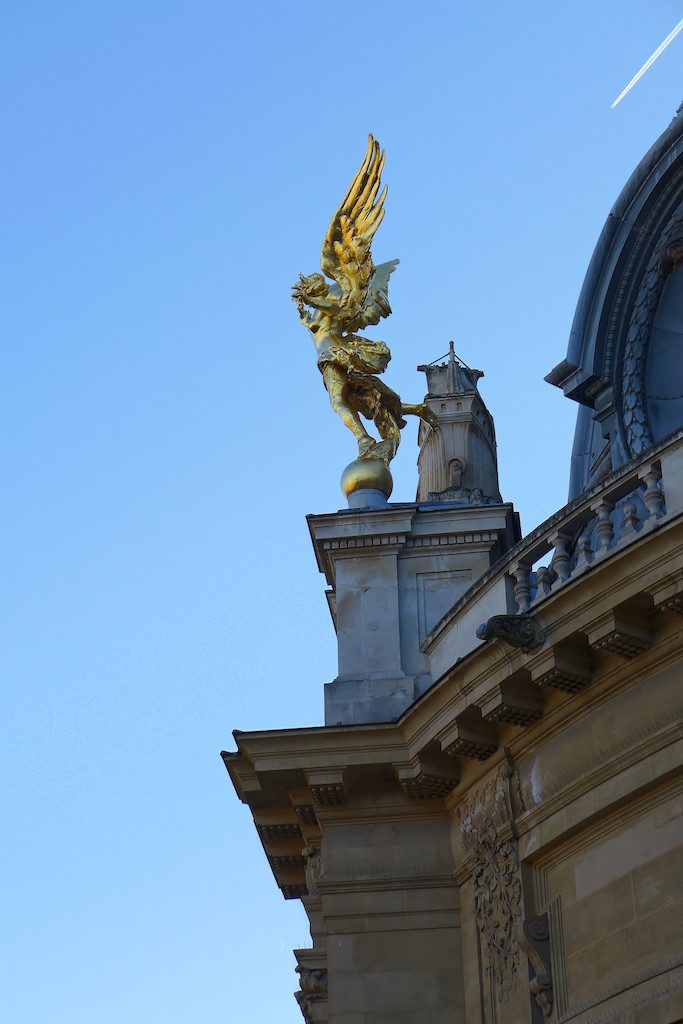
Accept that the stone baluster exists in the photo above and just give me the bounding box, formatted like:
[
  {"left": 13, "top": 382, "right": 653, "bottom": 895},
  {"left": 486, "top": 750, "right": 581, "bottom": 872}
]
[
  {"left": 512, "top": 562, "right": 532, "bottom": 614},
  {"left": 621, "top": 501, "right": 639, "bottom": 537},
  {"left": 534, "top": 565, "right": 553, "bottom": 601},
  {"left": 550, "top": 533, "right": 571, "bottom": 588},
  {"left": 593, "top": 499, "right": 615, "bottom": 554},
  {"left": 641, "top": 463, "right": 665, "bottom": 520},
  {"left": 573, "top": 528, "right": 593, "bottom": 572}
]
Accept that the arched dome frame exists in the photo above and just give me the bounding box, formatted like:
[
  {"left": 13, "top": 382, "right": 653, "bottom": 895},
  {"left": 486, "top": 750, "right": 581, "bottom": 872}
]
[{"left": 547, "top": 105, "right": 683, "bottom": 498}]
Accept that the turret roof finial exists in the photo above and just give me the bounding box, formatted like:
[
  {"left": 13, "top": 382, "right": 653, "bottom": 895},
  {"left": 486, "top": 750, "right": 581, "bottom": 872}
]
[
  {"left": 447, "top": 340, "right": 457, "bottom": 393},
  {"left": 418, "top": 342, "right": 484, "bottom": 397}
]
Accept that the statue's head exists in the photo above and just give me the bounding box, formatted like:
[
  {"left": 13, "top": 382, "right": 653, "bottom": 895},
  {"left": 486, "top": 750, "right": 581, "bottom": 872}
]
[{"left": 295, "top": 272, "right": 329, "bottom": 297}]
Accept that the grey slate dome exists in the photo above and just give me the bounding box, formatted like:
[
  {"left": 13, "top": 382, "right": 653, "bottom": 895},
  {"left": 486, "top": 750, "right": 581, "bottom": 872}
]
[{"left": 547, "top": 103, "right": 683, "bottom": 498}]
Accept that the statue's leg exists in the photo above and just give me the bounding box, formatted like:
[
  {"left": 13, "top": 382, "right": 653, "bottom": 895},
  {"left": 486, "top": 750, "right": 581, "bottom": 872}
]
[
  {"left": 323, "top": 365, "right": 375, "bottom": 454},
  {"left": 373, "top": 404, "right": 401, "bottom": 462}
]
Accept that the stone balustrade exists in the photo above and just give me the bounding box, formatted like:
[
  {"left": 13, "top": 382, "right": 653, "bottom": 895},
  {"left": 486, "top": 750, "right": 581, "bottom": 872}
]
[
  {"left": 521, "top": 447, "right": 675, "bottom": 612},
  {"left": 423, "top": 429, "right": 683, "bottom": 672}
]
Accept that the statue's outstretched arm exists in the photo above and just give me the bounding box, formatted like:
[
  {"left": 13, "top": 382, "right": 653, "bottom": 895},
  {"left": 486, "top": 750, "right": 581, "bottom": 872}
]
[
  {"left": 294, "top": 296, "right": 316, "bottom": 330},
  {"left": 303, "top": 294, "right": 342, "bottom": 314}
]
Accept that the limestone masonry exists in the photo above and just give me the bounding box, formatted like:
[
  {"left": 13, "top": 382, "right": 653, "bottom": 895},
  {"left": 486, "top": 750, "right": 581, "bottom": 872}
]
[{"left": 225, "top": 107, "right": 683, "bottom": 1024}]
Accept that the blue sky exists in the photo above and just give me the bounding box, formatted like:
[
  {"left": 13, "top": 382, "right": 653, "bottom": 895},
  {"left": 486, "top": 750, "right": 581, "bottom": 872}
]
[{"left": 2, "top": 2, "right": 681, "bottom": 1021}]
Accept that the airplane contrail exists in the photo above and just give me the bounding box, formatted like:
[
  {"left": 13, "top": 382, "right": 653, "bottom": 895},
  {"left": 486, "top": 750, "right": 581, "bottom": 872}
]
[{"left": 611, "top": 16, "right": 683, "bottom": 108}]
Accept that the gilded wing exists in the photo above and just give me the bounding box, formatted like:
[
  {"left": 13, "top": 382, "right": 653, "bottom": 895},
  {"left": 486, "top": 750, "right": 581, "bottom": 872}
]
[
  {"left": 321, "top": 135, "right": 397, "bottom": 330},
  {"left": 361, "top": 259, "right": 400, "bottom": 326}
]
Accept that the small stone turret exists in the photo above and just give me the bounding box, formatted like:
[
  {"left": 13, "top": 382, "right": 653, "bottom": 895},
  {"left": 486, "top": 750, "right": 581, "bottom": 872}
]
[{"left": 416, "top": 342, "right": 502, "bottom": 504}]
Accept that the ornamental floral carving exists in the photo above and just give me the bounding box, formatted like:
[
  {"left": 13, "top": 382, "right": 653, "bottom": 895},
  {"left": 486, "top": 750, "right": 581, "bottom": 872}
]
[
  {"left": 457, "top": 767, "right": 523, "bottom": 1001},
  {"left": 622, "top": 215, "right": 683, "bottom": 457}
]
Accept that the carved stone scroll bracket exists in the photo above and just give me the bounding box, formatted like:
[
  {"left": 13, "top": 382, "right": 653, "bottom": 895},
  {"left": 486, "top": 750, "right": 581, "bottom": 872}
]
[
  {"left": 306, "top": 770, "right": 347, "bottom": 807},
  {"left": 477, "top": 614, "right": 546, "bottom": 653},
  {"left": 455, "top": 763, "right": 524, "bottom": 1002},
  {"left": 271, "top": 854, "right": 306, "bottom": 872},
  {"left": 255, "top": 815, "right": 309, "bottom": 899},
  {"left": 518, "top": 914, "right": 553, "bottom": 1018},
  {"left": 290, "top": 791, "right": 323, "bottom": 847},
  {"left": 395, "top": 751, "right": 460, "bottom": 799},
  {"left": 586, "top": 607, "right": 653, "bottom": 659},
  {"left": 529, "top": 640, "right": 594, "bottom": 694},
  {"left": 479, "top": 673, "right": 543, "bottom": 727},
  {"left": 283, "top": 883, "right": 308, "bottom": 900},
  {"left": 295, "top": 804, "right": 318, "bottom": 827},
  {"left": 295, "top": 964, "right": 328, "bottom": 1024},
  {"left": 439, "top": 714, "right": 498, "bottom": 762},
  {"left": 647, "top": 569, "right": 683, "bottom": 618},
  {"left": 257, "top": 821, "right": 302, "bottom": 843}
]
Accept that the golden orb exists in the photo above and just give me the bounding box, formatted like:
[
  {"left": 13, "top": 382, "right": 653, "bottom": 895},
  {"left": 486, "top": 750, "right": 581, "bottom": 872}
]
[{"left": 340, "top": 458, "right": 393, "bottom": 499}]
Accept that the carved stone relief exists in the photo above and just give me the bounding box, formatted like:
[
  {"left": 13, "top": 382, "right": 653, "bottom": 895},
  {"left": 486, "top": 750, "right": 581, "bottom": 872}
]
[
  {"left": 476, "top": 614, "right": 545, "bottom": 652},
  {"left": 456, "top": 764, "right": 523, "bottom": 1001},
  {"left": 427, "top": 484, "right": 498, "bottom": 505},
  {"left": 304, "top": 843, "right": 323, "bottom": 897}
]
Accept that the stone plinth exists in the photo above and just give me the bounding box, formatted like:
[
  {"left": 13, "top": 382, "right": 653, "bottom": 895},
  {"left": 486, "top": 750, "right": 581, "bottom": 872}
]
[{"left": 308, "top": 501, "right": 520, "bottom": 725}]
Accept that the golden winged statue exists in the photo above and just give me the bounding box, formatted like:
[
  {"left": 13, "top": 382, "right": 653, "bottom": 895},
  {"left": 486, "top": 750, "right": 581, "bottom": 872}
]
[{"left": 292, "top": 135, "right": 436, "bottom": 466}]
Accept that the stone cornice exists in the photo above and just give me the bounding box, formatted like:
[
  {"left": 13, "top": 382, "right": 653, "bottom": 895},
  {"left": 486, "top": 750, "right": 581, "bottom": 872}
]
[
  {"left": 227, "top": 528, "right": 683, "bottom": 784},
  {"left": 306, "top": 507, "right": 416, "bottom": 580},
  {"left": 307, "top": 501, "right": 517, "bottom": 584},
  {"left": 405, "top": 530, "right": 500, "bottom": 549},
  {"left": 227, "top": 521, "right": 682, "bottom": 791}
]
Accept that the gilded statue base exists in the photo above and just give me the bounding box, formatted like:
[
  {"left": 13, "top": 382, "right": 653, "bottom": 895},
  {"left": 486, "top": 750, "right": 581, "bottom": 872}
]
[{"left": 341, "top": 458, "right": 393, "bottom": 508}]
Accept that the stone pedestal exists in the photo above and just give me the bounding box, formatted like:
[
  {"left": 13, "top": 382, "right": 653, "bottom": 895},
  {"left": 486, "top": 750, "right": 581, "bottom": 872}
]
[{"left": 308, "top": 502, "right": 520, "bottom": 725}]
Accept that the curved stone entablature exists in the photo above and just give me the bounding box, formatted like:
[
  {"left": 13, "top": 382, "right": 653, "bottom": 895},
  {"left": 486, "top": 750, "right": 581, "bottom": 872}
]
[{"left": 547, "top": 103, "right": 683, "bottom": 498}]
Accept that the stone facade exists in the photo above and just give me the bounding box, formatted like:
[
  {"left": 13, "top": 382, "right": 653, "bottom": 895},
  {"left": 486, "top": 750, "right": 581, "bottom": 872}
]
[
  {"left": 224, "top": 110, "right": 683, "bottom": 1024},
  {"left": 226, "top": 446, "right": 683, "bottom": 1021}
]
